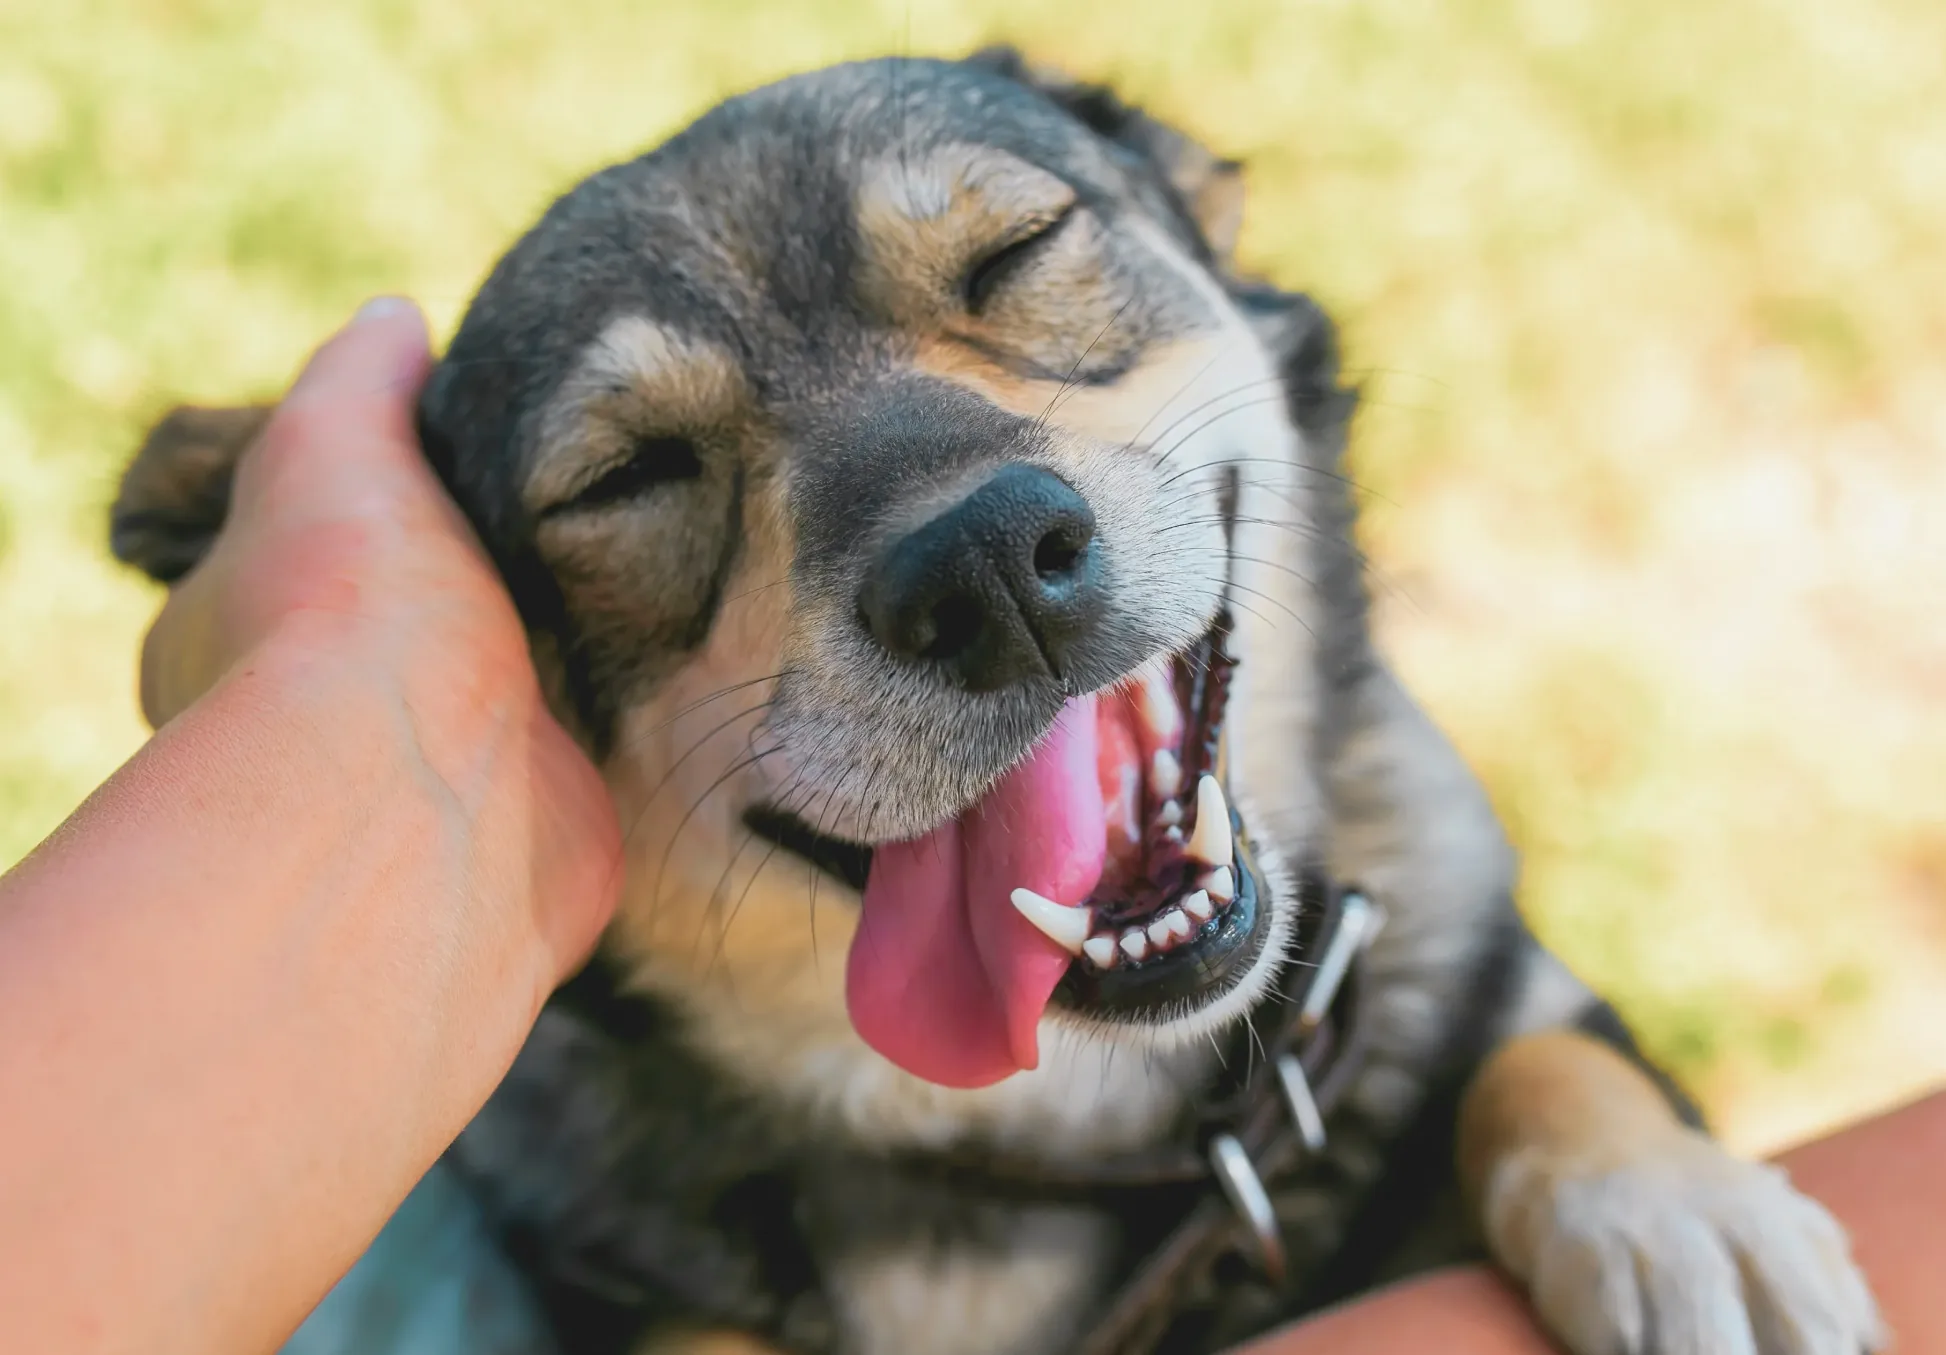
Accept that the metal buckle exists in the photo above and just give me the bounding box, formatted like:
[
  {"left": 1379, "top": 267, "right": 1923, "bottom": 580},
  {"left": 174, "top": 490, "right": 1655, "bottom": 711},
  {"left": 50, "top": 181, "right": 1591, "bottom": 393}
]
[
  {"left": 1297, "top": 891, "right": 1384, "bottom": 1035},
  {"left": 1209, "top": 1133, "right": 1285, "bottom": 1283}
]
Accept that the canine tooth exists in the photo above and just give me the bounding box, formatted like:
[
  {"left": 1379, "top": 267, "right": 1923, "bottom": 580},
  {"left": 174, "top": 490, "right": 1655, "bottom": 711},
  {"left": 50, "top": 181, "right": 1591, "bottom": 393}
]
[
  {"left": 1009, "top": 888, "right": 1090, "bottom": 955},
  {"left": 1151, "top": 749, "right": 1182, "bottom": 800},
  {"left": 1201, "top": 867, "right": 1235, "bottom": 904},
  {"left": 1082, "top": 935, "right": 1120, "bottom": 969},
  {"left": 1119, "top": 929, "right": 1150, "bottom": 962},
  {"left": 1182, "top": 889, "right": 1215, "bottom": 923},
  {"left": 1146, "top": 915, "right": 1173, "bottom": 947},
  {"left": 1138, "top": 667, "right": 1184, "bottom": 745},
  {"left": 1156, "top": 799, "right": 1183, "bottom": 828},
  {"left": 1162, "top": 825, "right": 1184, "bottom": 846},
  {"left": 1186, "top": 775, "right": 1233, "bottom": 867},
  {"left": 1161, "top": 908, "right": 1193, "bottom": 941}
]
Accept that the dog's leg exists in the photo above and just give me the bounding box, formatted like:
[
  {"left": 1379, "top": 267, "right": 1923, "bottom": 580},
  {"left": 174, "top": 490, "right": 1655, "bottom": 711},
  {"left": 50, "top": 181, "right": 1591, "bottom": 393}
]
[
  {"left": 1322, "top": 666, "right": 1883, "bottom": 1352},
  {"left": 1458, "top": 1023, "right": 1885, "bottom": 1355}
]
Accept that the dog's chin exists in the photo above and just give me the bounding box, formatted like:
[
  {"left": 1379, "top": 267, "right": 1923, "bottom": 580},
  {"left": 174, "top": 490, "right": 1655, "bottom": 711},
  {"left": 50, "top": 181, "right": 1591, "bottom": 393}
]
[{"left": 745, "top": 611, "right": 1293, "bottom": 1044}]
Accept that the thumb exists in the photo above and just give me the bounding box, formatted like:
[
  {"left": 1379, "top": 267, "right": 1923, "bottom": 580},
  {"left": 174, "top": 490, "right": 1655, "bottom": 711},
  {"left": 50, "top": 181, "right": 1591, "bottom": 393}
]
[
  {"left": 290, "top": 296, "right": 431, "bottom": 411},
  {"left": 232, "top": 297, "right": 435, "bottom": 515}
]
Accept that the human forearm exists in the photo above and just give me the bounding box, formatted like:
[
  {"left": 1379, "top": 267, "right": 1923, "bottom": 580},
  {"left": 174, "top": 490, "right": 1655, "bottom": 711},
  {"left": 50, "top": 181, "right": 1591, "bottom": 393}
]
[
  {"left": 0, "top": 618, "right": 592, "bottom": 1355},
  {"left": 1235, "top": 1090, "right": 1946, "bottom": 1354}
]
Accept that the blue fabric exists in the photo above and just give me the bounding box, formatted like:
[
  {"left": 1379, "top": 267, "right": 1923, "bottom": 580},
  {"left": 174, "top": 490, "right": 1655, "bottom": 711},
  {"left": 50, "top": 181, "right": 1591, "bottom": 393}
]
[{"left": 281, "top": 1162, "right": 558, "bottom": 1355}]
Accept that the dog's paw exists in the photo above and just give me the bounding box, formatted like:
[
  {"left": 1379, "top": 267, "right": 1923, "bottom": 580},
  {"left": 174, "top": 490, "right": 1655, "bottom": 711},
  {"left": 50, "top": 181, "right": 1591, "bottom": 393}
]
[{"left": 1484, "top": 1130, "right": 1885, "bottom": 1355}]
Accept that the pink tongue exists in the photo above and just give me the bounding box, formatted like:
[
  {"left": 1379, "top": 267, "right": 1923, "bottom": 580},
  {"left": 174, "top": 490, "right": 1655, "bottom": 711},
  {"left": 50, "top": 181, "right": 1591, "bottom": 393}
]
[{"left": 846, "top": 697, "right": 1106, "bottom": 1088}]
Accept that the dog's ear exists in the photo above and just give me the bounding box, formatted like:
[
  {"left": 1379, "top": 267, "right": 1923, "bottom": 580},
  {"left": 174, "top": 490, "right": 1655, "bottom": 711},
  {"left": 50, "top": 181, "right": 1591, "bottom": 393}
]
[
  {"left": 109, "top": 403, "right": 270, "bottom": 583},
  {"left": 965, "top": 45, "right": 1245, "bottom": 264}
]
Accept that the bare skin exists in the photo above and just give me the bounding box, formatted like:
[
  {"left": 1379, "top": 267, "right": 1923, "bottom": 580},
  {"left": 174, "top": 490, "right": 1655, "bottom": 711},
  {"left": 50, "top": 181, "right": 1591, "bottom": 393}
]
[
  {"left": 0, "top": 299, "right": 620, "bottom": 1355},
  {"left": 1244, "top": 1089, "right": 1943, "bottom": 1354}
]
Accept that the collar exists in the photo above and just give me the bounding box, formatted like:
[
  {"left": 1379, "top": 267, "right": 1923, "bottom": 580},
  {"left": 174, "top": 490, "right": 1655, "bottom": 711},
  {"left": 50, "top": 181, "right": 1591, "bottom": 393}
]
[{"left": 890, "top": 868, "right": 1384, "bottom": 1355}]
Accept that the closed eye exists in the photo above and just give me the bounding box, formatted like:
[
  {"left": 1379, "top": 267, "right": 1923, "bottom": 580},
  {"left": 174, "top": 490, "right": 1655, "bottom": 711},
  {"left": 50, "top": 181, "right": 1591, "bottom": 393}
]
[
  {"left": 544, "top": 435, "right": 702, "bottom": 515},
  {"left": 962, "top": 205, "right": 1076, "bottom": 314}
]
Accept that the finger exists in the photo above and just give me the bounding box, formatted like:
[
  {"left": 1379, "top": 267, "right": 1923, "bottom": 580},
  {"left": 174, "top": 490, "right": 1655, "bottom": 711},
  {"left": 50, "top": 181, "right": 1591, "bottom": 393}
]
[
  {"left": 287, "top": 296, "right": 431, "bottom": 423},
  {"left": 233, "top": 298, "right": 434, "bottom": 512}
]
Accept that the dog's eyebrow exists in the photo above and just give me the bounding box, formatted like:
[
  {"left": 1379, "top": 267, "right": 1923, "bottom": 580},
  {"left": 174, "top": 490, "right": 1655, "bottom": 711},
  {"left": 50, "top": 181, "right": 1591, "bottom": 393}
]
[
  {"left": 855, "top": 144, "right": 1078, "bottom": 299},
  {"left": 524, "top": 315, "right": 745, "bottom": 513},
  {"left": 863, "top": 144, "right": 1075, "bottom": 225}
]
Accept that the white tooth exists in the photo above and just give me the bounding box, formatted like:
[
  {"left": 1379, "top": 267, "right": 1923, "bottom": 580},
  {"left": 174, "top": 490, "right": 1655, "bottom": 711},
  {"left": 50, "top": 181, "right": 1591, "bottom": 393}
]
[
  {"left": 1138, "top": 667, "right": 1184, "bottom": 745},
  {"left": 1009, "top": 888, "right": 1090, "bottom": 955},
  {"left": 1147, "top": 915, "right": 1173, "bottom": 947},
  {"left": 1082, "top": 935, "right": 1120, "bottom": 969},
  {"left": 1162, "top": 825, "right": 1184, "bottom": 847},
  {"left": 1182, "top": 889, "right": 1215, "bottom": 923},
  {"left": 1201, "top": 867, "right": 1235, "bottom": 904},
  {"left": 1186, "top": 775, "right": 1233, "bottom": 867},
  {"left": 1156, "top": 799, "right": 1183, "bottom": 828},
  {"left": 1151, "top": 749, "right": 1182, "bottom": 800},
  {"left": 1119, "top": 929, "right": 1150, "bottom": 962},
  {"left": 1162, "top": 908, "right": 1193, "bottom": 940}
]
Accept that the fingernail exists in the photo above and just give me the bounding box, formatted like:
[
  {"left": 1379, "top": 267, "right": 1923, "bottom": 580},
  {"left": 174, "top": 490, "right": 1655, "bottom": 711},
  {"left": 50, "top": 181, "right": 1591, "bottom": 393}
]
[{"left": 353, "top": 296, "right": 415, "bottom": 326}]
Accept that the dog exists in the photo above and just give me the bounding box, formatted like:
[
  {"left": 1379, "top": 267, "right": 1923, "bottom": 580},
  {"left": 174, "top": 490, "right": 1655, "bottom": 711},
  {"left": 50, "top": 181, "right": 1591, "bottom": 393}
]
[{"left": 111, "top": 49, "right": 1883, "bottom": 1355}]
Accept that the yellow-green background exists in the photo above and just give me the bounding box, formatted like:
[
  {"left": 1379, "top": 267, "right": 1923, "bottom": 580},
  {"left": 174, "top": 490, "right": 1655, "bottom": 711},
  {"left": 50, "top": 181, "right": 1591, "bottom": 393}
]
[{"left": 4, "top": 0, "right": 1942, "bottom": 1152}]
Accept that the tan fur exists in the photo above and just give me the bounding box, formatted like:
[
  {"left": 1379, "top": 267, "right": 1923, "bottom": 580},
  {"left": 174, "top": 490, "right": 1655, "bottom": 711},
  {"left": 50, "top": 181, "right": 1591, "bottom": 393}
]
[
  {"left": 1182, "top": 162, "right": 1244, "bottom": 262},
  {"left": 1457, "top": 1030, "right": 1687, "bottom": 1224},
  {"left": 526, "top": 316, "right": 752, "bottom": 512},
  {"left": 855, "top": 145, "right": 1077, "bottom": 322}
]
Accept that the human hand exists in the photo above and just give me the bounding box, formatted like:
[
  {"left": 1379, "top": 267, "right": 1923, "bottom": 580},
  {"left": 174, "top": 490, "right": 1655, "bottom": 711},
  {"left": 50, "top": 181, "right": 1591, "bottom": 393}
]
[{"left": 135, "top": 297, "right": 620, "bottom": 983}]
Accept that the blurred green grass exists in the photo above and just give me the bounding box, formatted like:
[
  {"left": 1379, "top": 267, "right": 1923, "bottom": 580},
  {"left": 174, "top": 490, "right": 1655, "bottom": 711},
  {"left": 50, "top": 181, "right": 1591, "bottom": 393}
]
[{"left": 4, "top": 0, "right": 1943, "bottom": 1150}]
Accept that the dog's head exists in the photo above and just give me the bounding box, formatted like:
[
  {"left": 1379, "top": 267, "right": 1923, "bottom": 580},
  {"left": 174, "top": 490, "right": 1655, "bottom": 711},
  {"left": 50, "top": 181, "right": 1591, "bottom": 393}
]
[{"left": 117, "top": 52, "right": 1361, "bottom": 1102}]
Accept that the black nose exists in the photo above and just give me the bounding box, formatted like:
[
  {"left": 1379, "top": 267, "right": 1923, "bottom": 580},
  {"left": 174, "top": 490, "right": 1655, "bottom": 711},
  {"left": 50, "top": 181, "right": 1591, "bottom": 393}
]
[{"left": 858, "top": 464, "right": 1101, "bottom": 692}]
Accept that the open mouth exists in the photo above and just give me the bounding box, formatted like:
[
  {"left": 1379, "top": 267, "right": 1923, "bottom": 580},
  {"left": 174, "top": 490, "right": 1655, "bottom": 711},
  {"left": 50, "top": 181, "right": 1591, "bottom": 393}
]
[
  {"left": 745, "top": 614, "right": 1272, "bottom": 1084},
  {"left": 747, "top": 609, "right": 1271, "bottom": 1035},
  {"left": 1040, "top": 614, "right": 1270, "bottom": 1016}
]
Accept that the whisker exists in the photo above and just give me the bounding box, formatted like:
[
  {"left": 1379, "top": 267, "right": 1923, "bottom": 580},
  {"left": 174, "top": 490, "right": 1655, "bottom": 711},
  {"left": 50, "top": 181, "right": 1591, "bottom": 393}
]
[
  {"left": 1037, "top": 297, "right": 1139, "bottom": 433},
  {"left": 1147, "top": 395, "right": 1299, "bottom": 473},
  {"left": 652, "top": 744, "right": 783, "bottom": 917},
  {"left": 1204, "top": 575, "right": 1309, "bottom": 629},
  {"left": 607, "top": 669, "right": 791, "bottom": 758},
  {"left": 719, "top": 575, "right": 791, "bottom": 608},
  {"left": 1133, "top": 378, "right": 1292, "bottom": 466},
  {"left": 632, "top": 696, "right": 775, "bottom": 812},
  {"left": 1208, "top": 590, "right": 1275, "bottom": 633},
  {"left": 707, "top": 836, "right": 785, "bottom": 977},
  {"left": 1226, "top": 551, "right": 1323, "bottom": 591}
]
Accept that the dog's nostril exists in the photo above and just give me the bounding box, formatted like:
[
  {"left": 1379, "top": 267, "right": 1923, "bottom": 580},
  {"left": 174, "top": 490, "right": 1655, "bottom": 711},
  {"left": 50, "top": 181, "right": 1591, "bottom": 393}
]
[
  {"left": 1033, "top": 525, "right": 1086, "bottom": 581},
  {"left": 857, "top": 463, "right": 1103, "bottom": 692},
  {"left": 923, "top": 594, "right": 983, "bottom": 661}
]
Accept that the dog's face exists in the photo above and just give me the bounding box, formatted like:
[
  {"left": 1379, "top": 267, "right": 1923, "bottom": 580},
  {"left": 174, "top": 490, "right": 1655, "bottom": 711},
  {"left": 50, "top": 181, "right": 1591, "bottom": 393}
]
[{"left": 331, "top": 55, "right": 1350, "bottom": 1099}]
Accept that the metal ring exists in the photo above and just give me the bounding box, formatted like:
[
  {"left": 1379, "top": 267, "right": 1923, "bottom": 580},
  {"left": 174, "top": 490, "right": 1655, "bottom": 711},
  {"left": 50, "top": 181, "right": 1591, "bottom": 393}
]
[
  {"left": 1209, "top": 1133, "right": 1285, "bottom": 1284},
  {"left": 1275, "top": 1053, "right": 1328, "bottom": 1154}
]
